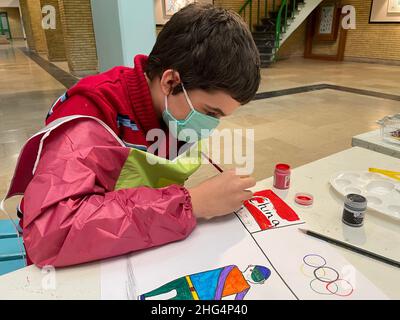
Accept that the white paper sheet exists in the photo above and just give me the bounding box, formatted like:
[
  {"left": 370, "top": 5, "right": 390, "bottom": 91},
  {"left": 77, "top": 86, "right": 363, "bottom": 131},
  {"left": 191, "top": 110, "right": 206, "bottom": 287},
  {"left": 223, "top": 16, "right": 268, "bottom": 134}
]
[
  {"left": 100, "top": 256, "right": 129, "bottom": 300},
  {"left": 253, "top": 227, "right": 388, "bottom": 300},
  {"left": 127, "top": 215, "right": 296, "bottom": 300},
  {"left": 101, "top": 199, "right": 387, "bottom": 300}
]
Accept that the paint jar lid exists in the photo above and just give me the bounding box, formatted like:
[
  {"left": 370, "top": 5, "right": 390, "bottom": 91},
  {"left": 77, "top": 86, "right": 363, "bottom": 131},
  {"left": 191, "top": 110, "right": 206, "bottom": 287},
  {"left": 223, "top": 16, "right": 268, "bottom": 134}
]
[
  {"left": 275, "top": 163, "right": 291, "bottom": 173},
  {"left": 344, "top": 194, "right": 367, "bottom": 211},
  {"left": 295, "top": 193, "right": 314, "bottom": 206}
]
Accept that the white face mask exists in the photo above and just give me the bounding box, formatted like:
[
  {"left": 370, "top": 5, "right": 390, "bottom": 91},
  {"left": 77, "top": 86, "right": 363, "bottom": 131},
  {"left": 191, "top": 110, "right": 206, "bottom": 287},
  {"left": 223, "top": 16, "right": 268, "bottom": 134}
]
[{"left": 162, "top": 84, "right": 220, "bottom": 141}]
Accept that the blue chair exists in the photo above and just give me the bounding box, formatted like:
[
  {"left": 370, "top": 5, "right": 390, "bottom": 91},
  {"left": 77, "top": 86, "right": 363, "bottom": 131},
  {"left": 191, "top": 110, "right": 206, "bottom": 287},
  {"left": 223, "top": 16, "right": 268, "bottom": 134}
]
[{"left": 0, "top": 219, "right": 26, "bottom": 276}]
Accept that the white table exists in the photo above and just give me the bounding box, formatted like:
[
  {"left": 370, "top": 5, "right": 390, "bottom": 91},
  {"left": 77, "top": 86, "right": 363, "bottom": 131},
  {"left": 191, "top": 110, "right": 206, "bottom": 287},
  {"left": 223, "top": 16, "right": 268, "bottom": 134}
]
[
  {"left": 0, "top": 147, "right": 399, "bottom": 299},
  {"left": 352, "top": 130, "right": 400, "bottom": 159}
]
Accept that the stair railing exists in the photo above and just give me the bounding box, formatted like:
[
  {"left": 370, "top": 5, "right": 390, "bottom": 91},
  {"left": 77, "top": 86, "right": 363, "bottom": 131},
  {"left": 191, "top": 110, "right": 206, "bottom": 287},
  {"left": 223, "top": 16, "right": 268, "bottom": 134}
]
[
  {"left": 274, "top": 0, "right": 296, "bottom": 59},
  {"left": 238, "top": 0, "right": 253, "bottom": 31},
  {"left": 239, "top": 0, "right": 298, "bottom": 61},
  {"left": 239, "top": 0, "right": 270, "bottom": 31},
  {"left": 238, "top": 1, "right": 295, "bottom": 34},
  {"left": 291, "top": 0, "right": 297, "bottom": 19}
]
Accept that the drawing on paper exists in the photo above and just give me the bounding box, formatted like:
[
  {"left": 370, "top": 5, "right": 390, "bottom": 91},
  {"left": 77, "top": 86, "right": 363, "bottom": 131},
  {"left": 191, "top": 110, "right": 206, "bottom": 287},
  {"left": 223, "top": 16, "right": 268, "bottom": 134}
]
[
  {"left": 237, "top": 189, "right": 301, "bottom": 233},
  {"left": 319, "top": 6, "right": 335, "bottom": 34},
  {"left": 138, "top": 265, "right": 271, "bottom": 300},
  {"left": 301, "top": 254, "right": 354, "bottom": 297}
]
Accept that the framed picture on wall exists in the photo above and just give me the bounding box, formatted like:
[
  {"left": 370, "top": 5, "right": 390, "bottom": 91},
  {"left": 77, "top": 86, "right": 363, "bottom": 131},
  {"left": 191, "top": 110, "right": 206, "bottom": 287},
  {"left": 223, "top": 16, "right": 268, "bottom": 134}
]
[
  {"left": 388, "top": 0, "right": 400, "bottom": 13},
  {"left": 314, "top": 4, "right": 340, "bottom": 41},
  {"left": 370, "top": 0, "right": 400, "bottom": 23},
  {"left": 162, "top": 0, "right": 196, "bottom": 18},
  {"left": 157, "top": 0, "right": 214, "bottom": 24},
  {"left": 304, "top": 5, "right": 349, "bottom": 61}
]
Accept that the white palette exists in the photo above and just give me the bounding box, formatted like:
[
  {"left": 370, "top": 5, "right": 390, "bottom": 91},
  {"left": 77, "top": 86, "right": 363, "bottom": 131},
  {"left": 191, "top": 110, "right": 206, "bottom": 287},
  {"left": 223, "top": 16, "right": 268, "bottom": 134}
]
[{"left": 330, "top": 171, "right": 400, "bottom": 221}]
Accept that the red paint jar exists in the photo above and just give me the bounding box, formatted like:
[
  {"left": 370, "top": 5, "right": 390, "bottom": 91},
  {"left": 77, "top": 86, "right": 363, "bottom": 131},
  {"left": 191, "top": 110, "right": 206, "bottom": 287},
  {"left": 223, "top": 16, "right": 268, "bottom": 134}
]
[
  {"left": 295, "top": 193, "right": 314, "bottom": 206},
  {"left": 274, "top": 163, "right": 291, "bottom": 190}
]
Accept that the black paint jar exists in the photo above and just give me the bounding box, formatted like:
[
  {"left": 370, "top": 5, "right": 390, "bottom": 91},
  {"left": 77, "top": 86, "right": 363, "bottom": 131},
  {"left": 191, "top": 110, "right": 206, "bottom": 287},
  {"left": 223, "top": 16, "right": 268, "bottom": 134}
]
[{"left": 342, "top": 194, "right": 368, "bottom": 227}]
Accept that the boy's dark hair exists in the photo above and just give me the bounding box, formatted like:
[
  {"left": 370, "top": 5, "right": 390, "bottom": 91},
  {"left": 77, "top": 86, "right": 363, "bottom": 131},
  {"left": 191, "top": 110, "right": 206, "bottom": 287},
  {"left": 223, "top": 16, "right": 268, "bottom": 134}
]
[{"left": 145, "top": 3, "right": 260, "bottom": 105}]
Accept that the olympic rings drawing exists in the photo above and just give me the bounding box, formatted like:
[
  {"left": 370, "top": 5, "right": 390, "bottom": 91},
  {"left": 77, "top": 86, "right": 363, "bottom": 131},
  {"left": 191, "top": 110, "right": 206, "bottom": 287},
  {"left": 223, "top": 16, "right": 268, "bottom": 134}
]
[
  {"left": 302, "top": 254, "right": 354, "bottom": 297},
  {"left": 313, "top": 266, "right": 339, "bottom": 283},
  {"left": 303, "top": 254, "right": 327, "bottom": 268},
  {"left": 310, "top": 277, "right": 338, "bottom": 295}
]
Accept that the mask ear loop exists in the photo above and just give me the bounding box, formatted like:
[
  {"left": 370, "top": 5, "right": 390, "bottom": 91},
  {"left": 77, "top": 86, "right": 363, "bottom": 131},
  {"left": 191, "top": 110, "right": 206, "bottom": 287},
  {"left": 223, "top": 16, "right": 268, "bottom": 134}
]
[
  {"left": 181, "top": 83, "right": 195, "bottom": 112},
  {"left": 164, "top": 81, "right": 185, "bottom": 112},
  {"left": 164, "top": 77, "right": 175, "bottom": 113},
  {"left": 164, "top": 95, "right": 169, "bottom": 112}
]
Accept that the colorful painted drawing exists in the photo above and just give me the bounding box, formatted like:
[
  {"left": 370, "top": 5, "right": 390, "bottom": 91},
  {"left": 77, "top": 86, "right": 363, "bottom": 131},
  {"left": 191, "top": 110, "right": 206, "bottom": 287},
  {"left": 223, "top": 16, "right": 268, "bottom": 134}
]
[
  {"left": 237, "top": 189, "right": 301, "bottom": 233},
  {"left": 301, "top": 254, "right": 354, "bottom": 297},
  {"left": 138, "top": 265, "right": 271, "bottom": 300}
]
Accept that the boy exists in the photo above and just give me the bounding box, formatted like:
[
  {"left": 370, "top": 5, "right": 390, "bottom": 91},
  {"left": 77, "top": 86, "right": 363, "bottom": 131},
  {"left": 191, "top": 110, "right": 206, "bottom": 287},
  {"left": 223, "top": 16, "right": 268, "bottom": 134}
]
[{"left": 6, "top": 3, "right": 260, "bottom": 267}]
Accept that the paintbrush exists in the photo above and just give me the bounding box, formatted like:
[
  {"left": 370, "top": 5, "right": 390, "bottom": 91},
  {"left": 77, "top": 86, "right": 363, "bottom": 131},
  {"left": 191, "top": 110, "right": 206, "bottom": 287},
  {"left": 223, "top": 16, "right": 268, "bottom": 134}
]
[
  {"left": 299, "top": 228, "right": 400, "bottom": 268},
  {"left": 201, "top": 152, "right": 224, "bottom": 173}
]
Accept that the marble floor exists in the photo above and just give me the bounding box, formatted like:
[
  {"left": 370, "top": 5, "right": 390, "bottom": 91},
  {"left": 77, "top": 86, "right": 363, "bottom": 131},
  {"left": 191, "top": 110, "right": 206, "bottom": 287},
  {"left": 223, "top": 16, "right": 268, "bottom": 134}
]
[
  {"left": 257, "top": 57, "right": 400, "bottom": 96},
  {"left": 1, "top": 41, "right": 400, "bottom": 218}
]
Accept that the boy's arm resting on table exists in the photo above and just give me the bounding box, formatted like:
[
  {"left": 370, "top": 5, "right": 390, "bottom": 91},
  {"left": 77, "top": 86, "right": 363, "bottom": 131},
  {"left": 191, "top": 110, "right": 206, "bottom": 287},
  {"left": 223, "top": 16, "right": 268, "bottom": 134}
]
[{"left": 22, "top": 119, "right": 196, "bottom": 268}]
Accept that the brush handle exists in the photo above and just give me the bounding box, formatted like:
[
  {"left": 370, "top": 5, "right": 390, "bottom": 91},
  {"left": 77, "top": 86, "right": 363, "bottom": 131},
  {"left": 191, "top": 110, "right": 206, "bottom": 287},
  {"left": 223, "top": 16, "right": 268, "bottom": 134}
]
[
  {"left": 304, "top": 229, "right": 400, "bottom": 268},
  {"left": 201, "top": 152, "right": 224, "bottom": 173}
]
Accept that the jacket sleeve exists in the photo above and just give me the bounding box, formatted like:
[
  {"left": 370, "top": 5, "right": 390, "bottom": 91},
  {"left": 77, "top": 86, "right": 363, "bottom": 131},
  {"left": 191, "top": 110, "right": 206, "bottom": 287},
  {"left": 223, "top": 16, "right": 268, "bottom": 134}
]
[{"left": 22, "top": 119, "right": 197, "bottom": 267}]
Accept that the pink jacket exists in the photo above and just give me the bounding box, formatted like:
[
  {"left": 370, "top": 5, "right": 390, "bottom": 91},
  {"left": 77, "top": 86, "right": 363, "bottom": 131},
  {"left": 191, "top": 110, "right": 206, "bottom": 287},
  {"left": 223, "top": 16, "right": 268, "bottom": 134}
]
[
  {"left": 6, "top": 55, "right": 198, "bottom": 267},
  {"left": 7, "top": 118, "right": 196, "bottom": 268}
]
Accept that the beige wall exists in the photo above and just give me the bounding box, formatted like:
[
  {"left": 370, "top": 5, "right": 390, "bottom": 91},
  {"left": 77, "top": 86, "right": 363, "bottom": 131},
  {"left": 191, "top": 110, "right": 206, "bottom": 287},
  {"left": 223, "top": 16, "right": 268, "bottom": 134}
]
[
  {"left": 278, "top": 0, "right": 400, "bottom": 63},
  {"left": 116, "top": 0, "right": 400, "bottom": 65},
  {"left": 277, "top": 20, "right": 307, "bottom": 59},
  {"left": 0, "top": 7, "right": 24, "bottom": 38},
  {"left": 344, "top": 0, "right": 400, "bottom": 63}
]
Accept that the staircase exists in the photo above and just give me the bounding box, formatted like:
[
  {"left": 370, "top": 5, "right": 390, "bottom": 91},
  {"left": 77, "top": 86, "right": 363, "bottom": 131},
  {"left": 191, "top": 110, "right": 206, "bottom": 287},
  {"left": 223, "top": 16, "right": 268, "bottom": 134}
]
[
  {"left": 239, "top": 0, "right": 324, "bottom": 67},
  {"left": 0, "top": 35, "right": 9, "bottom": 44}
]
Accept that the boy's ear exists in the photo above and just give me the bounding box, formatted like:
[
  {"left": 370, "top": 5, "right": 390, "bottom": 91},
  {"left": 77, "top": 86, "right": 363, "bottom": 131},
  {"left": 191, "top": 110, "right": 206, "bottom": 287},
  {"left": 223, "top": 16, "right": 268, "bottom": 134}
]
[{"left": 160, "top": 69, "right": 182, "bottom": 96}]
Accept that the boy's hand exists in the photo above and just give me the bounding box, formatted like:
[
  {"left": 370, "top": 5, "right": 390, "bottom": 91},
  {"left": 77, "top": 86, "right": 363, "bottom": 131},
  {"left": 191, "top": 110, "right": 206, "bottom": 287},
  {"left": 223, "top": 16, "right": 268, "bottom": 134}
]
[{"left": 188, "top": 169, "right": 256, "bottom": 219}]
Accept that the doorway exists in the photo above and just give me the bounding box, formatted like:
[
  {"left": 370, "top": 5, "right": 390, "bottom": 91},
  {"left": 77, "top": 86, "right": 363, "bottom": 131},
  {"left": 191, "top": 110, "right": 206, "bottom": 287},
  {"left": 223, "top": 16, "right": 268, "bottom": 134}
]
[{"left": 0, "top": 12, "right": 12, "bottom": 39}]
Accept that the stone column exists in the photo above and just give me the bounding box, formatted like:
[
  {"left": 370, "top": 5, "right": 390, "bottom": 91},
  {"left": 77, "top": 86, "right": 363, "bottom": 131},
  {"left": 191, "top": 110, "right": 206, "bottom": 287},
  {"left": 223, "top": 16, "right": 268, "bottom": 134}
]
[
  {"left": 40, "top": 0, "right": 66, "bottom": 61},
  {"left": 58, "top": 0, "right": 98, "bottom": 76},
  {"left": 19, "top": 0, "right": 48, "bottom": 54}
]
